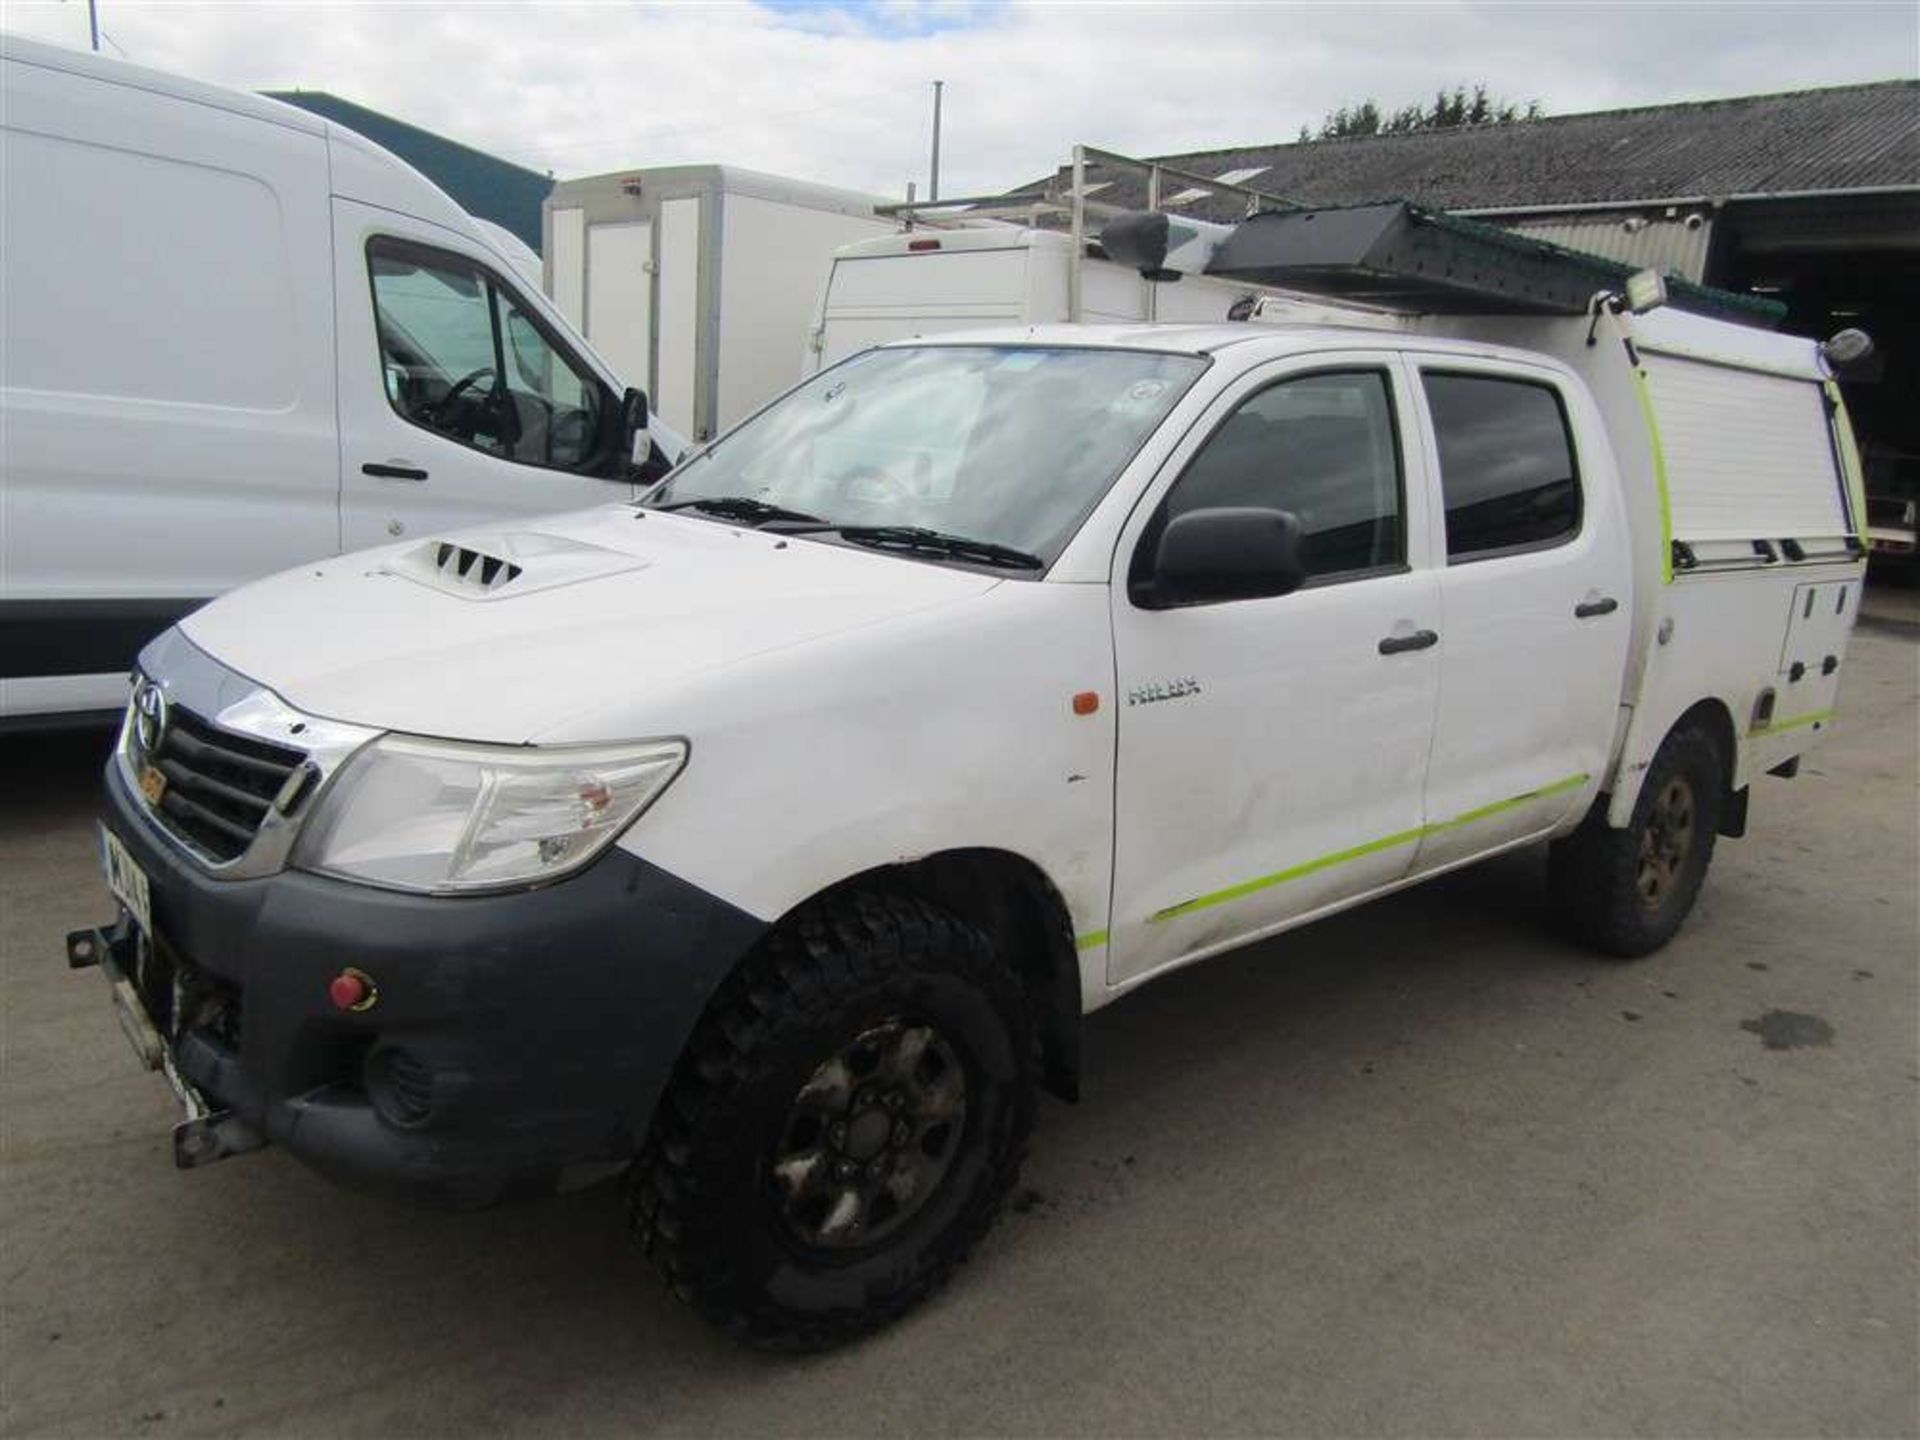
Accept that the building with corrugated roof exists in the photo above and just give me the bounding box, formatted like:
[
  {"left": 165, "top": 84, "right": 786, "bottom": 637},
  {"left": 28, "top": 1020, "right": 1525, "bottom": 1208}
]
[{"left": 997, "top": 79, "right": 1920, "bottom": 523}]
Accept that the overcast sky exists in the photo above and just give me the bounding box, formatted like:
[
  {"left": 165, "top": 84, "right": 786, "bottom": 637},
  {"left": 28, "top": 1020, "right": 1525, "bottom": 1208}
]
[{"left": 8, "top": 1, "right": 1916, "bottom": 198}]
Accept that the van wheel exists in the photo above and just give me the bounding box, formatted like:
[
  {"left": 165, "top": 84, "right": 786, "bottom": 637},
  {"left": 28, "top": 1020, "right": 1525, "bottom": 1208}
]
[
  {"left": 630, "top": 890, "right": 1034, "bottom": 1350},
  {"left": 1548, "top": 723, "right": 1725, "bottom": 958}
]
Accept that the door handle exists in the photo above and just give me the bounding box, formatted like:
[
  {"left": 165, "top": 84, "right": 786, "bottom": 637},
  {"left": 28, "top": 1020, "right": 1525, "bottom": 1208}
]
[
  {"left": 1378, "top": 629, "right": 1438, "bottom": 655},
  {"left": 362, "top": 461, "right": 428, "bottom": 481},
  {"left": 1574, "top": 596, "right": 1619, "bottom": 619}
]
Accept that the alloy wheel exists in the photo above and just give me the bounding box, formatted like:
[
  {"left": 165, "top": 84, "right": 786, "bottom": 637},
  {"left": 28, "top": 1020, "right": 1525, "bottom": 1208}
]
[
  {"left": 769, "top": 1018, "right": 968, "bottom": 1250},
  {"left": 1637, "top": 776, "right": 1696, "bottom": 909}
]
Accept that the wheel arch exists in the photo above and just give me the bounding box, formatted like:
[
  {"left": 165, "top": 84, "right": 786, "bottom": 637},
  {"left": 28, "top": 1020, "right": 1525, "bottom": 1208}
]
[
  {"left": 1604, "top": 695, "right": 1741, "bottom": 830},
  {"left": 786, "top": 848, "right": 1084, "bottom": 1103}
]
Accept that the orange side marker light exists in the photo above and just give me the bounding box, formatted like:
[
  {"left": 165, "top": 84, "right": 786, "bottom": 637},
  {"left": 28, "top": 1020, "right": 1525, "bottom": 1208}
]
[{"left": 1072, "top": 691, "right": 1100, "bottom": 716}]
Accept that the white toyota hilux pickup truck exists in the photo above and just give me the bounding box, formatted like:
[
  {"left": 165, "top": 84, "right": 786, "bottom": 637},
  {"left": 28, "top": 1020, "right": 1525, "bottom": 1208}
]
[{"left": 74, "top": 272, "right": 1867, "bottom": 1347}]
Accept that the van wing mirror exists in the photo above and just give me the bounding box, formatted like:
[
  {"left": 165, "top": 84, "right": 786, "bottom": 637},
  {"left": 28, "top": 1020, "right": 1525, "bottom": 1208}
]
[{"left": 1150, "top": 507, "right": 1307, "bottom": 606}]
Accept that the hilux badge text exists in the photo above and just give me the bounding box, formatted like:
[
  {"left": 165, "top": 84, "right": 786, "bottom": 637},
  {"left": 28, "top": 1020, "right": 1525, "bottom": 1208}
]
[{"left": 1127, "top": 678, "right": 1202, "bottom": 707}]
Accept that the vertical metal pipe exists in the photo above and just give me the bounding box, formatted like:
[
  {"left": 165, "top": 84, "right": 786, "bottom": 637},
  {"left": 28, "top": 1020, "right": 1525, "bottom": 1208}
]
[
  {"left": 1067, "top": 144, "right": 1085, "bottom": 323},
  {"left": 929, "top": 81, "right": 943, "bottom": 203},
  {"left": 88, "top": 0, "right": 101, "bottom": 50},
  {"left": 1145, "top": 164, "right": 1161, "bottom": 323}
]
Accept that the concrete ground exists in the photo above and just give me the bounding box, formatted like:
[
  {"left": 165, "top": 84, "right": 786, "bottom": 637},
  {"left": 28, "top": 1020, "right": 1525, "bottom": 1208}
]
[{"left": 2, "top": 601, "right": 1915, "bottom": 1440}]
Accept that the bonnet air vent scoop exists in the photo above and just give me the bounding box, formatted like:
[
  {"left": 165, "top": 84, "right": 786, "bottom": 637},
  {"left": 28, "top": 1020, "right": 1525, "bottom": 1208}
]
[
  {"left": 435, "top": 542, "right": 523, "bottom": 592},
  {"left": 382, "top": 528, "right": 650, "bottom": 601}
]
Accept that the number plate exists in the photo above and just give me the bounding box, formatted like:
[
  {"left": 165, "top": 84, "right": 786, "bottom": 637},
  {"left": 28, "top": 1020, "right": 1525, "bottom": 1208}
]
[{"left": 100, "top": 825, "right": 153, "bottom": 938}]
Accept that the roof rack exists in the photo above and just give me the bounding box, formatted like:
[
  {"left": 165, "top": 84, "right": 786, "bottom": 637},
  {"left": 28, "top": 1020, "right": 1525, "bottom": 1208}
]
[
  {"left": 878, "top": 144, "right": 1308, "bottom": 320},
  {"left": 876, "top": 144, "right": 1303, "bottom": 228},
  {"left": 878, "top": 143, "right": 1781, "bottom": 329}
]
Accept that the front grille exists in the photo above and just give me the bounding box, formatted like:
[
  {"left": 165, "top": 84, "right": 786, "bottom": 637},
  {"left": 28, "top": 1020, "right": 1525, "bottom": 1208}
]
[{"left": 144, "top": 705, "right": 310, "bottom": 863}]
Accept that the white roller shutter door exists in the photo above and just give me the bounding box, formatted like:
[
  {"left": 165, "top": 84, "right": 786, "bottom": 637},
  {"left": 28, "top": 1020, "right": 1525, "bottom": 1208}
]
[{"left": 1641, "top": 352, "right": 1849, "bottom": 544}]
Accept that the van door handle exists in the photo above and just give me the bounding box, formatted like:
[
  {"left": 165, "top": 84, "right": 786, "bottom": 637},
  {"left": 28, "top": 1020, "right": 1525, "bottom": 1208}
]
[
  {"left": 1378, "top": 629, "right": 1438, "bottom": 655},
  {"left": 362, "top": 462, "right": 428, "bottom": 481},
  {"left": 1574, "top": 596, "right": 1619, "bottom": 619}
]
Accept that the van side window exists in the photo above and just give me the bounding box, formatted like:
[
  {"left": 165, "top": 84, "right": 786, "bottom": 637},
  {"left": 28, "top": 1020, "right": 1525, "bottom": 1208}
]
[
  {"left": 1139, "top": 369, "right": 1404, "bottom": 589},
  {"left": 367, "top": 239, "right": 606, "bottom": 472},
  {"left": 1423, "top": 372, "right": 1580, "bottom": 560}
]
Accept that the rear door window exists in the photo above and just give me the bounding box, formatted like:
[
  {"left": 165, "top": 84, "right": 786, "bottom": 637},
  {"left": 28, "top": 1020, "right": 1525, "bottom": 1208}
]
[{"left": 1422, "top": 372, "right": 1580, "bottom": 561}]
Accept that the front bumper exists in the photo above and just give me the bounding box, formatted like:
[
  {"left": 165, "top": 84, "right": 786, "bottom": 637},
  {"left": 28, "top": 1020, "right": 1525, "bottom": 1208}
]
[{"left": 83, "top": 757, "right": 765, "bottom": 1207}]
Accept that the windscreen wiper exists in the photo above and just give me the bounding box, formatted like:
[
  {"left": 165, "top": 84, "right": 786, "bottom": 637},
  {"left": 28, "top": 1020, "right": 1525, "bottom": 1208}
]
[
  {"left": 768, "top": 523, "right": 1044, "bottom": 572},
  {"left": 650, "top": 495, "right": 825, "bottom": 526}
]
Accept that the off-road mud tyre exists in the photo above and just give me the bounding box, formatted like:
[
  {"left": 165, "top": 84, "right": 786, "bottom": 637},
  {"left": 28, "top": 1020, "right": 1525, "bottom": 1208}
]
[
  {"left": 1548, "top": 723, "right": 1725, "bottom": 958},
  {"left": 630, "top": 889, "right": 1035, "bottom": 1350}
]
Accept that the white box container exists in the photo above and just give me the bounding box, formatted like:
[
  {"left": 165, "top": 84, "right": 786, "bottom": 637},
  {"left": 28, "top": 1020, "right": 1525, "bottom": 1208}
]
[{"left": 545, "top": 166, "right": 894, "bottom": 441}]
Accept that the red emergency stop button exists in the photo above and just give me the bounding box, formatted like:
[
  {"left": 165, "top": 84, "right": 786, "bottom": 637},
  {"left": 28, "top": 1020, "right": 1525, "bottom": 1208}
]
[{"left": 328, "top": 967, "right": 377, "bottom": 1012}]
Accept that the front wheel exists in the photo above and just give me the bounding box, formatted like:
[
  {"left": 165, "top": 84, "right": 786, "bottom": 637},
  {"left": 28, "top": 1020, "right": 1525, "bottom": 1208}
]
[
  {"left": 1548, "top": 723, "right": 1726, "bottom": 958},
  {"left": 631, "top": 890, "right": 1035, "bottom": 1350}
]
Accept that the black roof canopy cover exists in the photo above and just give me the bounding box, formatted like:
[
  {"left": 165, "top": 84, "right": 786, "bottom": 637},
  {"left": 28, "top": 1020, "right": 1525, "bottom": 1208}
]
[{"left": 1105, "top": 200, "right": 1783, "bottom": 328}]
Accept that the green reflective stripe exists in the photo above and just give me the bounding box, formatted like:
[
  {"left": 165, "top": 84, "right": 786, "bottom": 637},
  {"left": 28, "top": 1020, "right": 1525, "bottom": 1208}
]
[
  {"left": 1633, "top": 368, "right": 1676, "bottom": 585},
  {"left": 1750, "top": 709, "right": 1833, "bottom": 738},
  {"left": 1149, "top": 772, "right": 1590, "bottom": 925},
  {"left": 1075, "top": 930, "right": 1109, "bottom": 951},
  {"left": 1151, "top": 825, "right": 1426, "bottom": 924},
  {"left": 1824, "top": 381, "right": 1870, "bottom": 544},
  {"left": 1420, "top": 772, "right": 1592, "bottom": 834}
]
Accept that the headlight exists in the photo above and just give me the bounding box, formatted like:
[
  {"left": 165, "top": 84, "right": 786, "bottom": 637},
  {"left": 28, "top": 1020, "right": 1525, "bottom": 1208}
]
[{"left": 294, "top": 735, "right": 687, "bottom": 894}]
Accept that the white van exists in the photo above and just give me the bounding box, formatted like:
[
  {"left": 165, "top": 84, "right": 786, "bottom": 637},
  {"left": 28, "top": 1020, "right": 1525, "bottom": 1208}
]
[
  {"left": 0, "top": 36, "right": 682, "bottom": 728},
  {"left": 805, "top": 225, "right": 1389, "bottom": 373}
]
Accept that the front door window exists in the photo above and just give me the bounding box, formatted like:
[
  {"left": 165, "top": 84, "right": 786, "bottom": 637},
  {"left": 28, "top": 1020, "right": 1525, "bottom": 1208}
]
[{"left": 368, "top": 238, "right": 606, "bottom": 473}]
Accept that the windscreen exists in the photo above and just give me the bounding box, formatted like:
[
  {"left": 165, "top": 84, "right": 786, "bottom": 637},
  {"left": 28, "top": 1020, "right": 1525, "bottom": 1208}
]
[{"left": 649, "top": 345, "right": 1207, "bottom": 567}]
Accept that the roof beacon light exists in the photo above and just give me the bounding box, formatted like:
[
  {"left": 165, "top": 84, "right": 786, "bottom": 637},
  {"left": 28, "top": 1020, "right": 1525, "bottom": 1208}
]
[{"left": 1624, "top": 268, "right": 1669, "bottom": 315}]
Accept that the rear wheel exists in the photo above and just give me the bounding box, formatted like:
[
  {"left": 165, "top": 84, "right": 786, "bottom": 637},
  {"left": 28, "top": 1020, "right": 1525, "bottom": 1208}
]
[
  {"left": 631, "top": 889, "right": 1034, "bottom": 1350},
  {"left": 1549, "top": 723, "right": 1725, "bottom": 958}
]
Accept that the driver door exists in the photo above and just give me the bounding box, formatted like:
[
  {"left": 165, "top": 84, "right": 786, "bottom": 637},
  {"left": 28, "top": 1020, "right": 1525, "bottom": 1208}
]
[
  {"left": 333, "top": 199, "right": 635, "bottom": 552},
  {"left": 1107, "top": 356, "right": 1443, "bottom": 985}
]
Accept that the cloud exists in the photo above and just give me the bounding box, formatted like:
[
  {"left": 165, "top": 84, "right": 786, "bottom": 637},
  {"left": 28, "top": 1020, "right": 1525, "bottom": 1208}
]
[{"left": 5, "top": 0, "right": 1913, "bottom": 201}]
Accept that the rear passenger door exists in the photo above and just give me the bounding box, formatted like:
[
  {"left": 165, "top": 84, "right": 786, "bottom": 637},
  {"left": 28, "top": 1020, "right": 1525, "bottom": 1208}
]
[
  {"left": 1409, "top": 361, "right": 1632, "bottom": 875},
  {"left": 332, "top": 201, "right": 636, "bottom": 551}
]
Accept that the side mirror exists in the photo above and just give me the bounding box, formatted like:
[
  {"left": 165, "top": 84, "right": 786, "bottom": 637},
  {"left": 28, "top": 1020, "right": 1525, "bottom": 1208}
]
[
  {"left": 622, "top": 386, "right": 650, "bottom": 461},
  {"left": 1150, "top": 507, "right": 1307, "bottom": 606}
]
